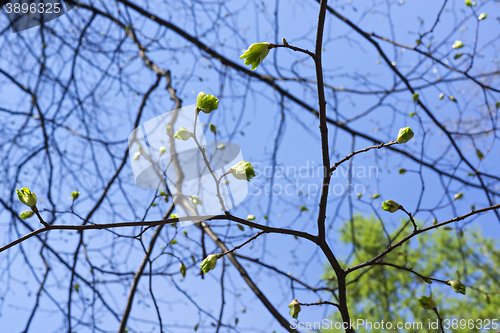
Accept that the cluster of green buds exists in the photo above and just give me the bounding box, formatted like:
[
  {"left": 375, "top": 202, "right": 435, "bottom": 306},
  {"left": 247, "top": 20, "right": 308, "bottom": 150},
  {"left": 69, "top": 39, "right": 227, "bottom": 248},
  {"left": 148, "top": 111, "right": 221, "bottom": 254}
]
[
  {"left": 288, "top": 299, "right": 301, "bottom": 319},
  {"left": 396, "top": 127, "right": 414, "bottom": 144},
  {"left": 229, "top": 161, "right": 256, "bottom": 181},
  {"left": 200, "top": 254, "right": 220, "bottom": 274},
  {"left": 447, "top": 280, "right": 466, "bottom": 295},
  {"left": 382, "top": 200, "right": 401, "bottom": 213},
  {"left": 418, "top": 296, "right": 437, "bottom": 310},
  {"left": 240, "top": 42, "right": 270, "bottom": 70}
]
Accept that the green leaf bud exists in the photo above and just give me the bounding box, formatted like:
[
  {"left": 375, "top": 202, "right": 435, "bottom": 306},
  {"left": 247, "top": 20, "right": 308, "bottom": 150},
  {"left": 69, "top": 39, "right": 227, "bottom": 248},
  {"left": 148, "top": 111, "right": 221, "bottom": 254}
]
[
  {"left": 16, "top": 187, "right": 37, "bottom": 208},
  {"left": 209, "top": 123, "right": 216, "bottom": 134},
  {"left": 240, "top": 42, "right": 270, "bottom": 70},
  {"left": 476, "top": 149, "right": 484, "bottom": 159},
  {"left": 19, "top": 210, "right": 35, "bottom": 219},
  {"left": 70, "top": 191, "right": 80, "bottom": 201},
  {"left": 230, "top": 161, "right": 256, "bottom": 181},
  {"left": 200, "top": 254, "right": 219, "bottom": 273},
  {"left": 397, "top": 127, "right": 414, "bottom": 143},
  {"left": 382, "top": 200, "right": 401, "bottom": 213},
  {"left": 174, "top": 127, "right": 192, "bottom": 141},
  {"left": 196, "top": 92, "right": 219, "bottom": 114},
  {"left": 180, "top": 263, "right": 187, "bottom": 278},
  {"left": 452, "top": 40, "right": 464, "bottom": 49},
  {"left": 447, "top": 280, "right": 466, "bottom": 295},
  {"left": 288, "top": 299, "right": 301, "bottom": 319}
]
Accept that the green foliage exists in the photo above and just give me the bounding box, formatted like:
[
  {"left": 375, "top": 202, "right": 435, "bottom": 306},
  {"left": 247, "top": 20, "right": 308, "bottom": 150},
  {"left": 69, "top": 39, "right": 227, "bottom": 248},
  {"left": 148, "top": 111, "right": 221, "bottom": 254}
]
[{"left": 322, "top": 215, "right": 500, "bottom": 332}]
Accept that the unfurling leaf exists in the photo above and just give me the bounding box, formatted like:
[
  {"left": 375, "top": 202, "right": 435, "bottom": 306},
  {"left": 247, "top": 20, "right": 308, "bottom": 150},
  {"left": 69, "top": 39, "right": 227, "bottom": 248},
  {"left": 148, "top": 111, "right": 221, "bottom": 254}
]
[
  {"left": 418, "top": 296, "right": 437, "bottom": 310},
  {"left": 240, "top": 42, "right": 270, "bottom": 70},
  {"left": 447, "top": 280, "right": 466, "bottom": 295},
  {"left": 288, "top": 299, "right": 301, "bottom": 319}
]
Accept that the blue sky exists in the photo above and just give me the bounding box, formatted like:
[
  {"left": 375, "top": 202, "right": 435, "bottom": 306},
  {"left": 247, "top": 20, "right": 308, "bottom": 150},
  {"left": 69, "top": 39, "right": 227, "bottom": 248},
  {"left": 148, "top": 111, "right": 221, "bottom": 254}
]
[{"left": 1, "top": 0, "right": 500, "bottom": 332}]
